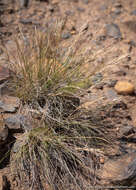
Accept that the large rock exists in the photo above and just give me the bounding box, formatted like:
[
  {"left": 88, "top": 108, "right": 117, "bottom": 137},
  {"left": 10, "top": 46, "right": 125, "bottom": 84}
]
[
  {"left": 101, "top": 153, "right": 136, "bottom": 186},
  {"left": 114, "top": 81, "right": 135, "bottom": 95},
  {"left": 0, "top": 66, "right": 11, "bottom": 84},
  {"left": 0, "top": 96, "right": 20, "bottom": 113},
  {"left": 4, "top": 114, "right": 32, "bottom": 132}
]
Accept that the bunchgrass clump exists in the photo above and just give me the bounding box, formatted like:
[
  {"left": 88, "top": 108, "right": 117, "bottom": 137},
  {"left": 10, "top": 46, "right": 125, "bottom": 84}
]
[
  {"left": 7, "top": 24, "right": 113, "bottom": 190},
  {"left": 10, "top": 119, "right": 109, "bottom": 190},
  {"left": 7, "top": 26, "right": 89, "bottom": 104}
]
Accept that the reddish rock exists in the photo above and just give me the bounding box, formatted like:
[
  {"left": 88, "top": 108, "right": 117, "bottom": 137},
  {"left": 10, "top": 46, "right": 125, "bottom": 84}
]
[
  {"left": 0, "top": 96, "right": 20, "bottom": 113},
  {"left": 0, "top": 66, "right": 11, "bottom": 83},
  {"left": 114, "top": 81, "right": 135, "bottom": 95},
  {"left": 0, "top": 119, "right": 8, "bottom": 144},
  {"left": 100, "top": 153, "right": 136, "bottom": 185},
  {"left": 0, "top": 175, "right": 9, "bottom": 190}
]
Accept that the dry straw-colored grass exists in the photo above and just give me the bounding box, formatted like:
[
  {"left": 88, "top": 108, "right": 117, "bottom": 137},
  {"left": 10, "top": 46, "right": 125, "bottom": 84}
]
[
  {"left": 7, "top": 25, "right": 90, "bottom": 104},
  {"left": 6, "top": 23, "right": 113, "bottom": 190},
  {"left": 11, "top": 120, "right": 108, "bottom": 190}
]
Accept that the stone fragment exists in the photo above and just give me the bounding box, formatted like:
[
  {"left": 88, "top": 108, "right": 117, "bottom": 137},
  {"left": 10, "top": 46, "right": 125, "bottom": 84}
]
[
  {"left": 131, "top": 10, "right": 136, "bottom": 15},
  {"left": 19, "top": 0, "right": 29, "bottom": 8},
  {"left": 114, "top": 81, "right": 134, "bottom": 95},
  {"left": 101, "top": 153, "right": 136, "bottom": 185},
  {"left": 5, "top": 114, "right": 32, "bottom": 132},
  {"left": 4, "top": 115, "right": 22, "bottom": 130},
  {"left": 0, "top": 175, "right": 9, "bottom": 190},
  {"left": 0, "top": 120, "right": 8, "bottom": 144},
  {"left": 105, "top": 23, "right": 122, "bottom": 39},
  {"left": 119, "top": 125, "right": 134, "bottom": 138},
  {"left": 105, "top": 89, "right": 118, "bottom": 101},
  {"left": 20, "top": 19, "right": 32, "bottom": 24},
  {"left": 12, "top": 135, "right": 28, "bottom": 153},
  {"left": 0, "top": 66, "right": 11, "bottom": 83},
  {"left": 0, "top": 96, "right": 20, "bottom": 113},
  {"left": 92, "top": 73, "right": 103, "bottom": 84},
  {"left": 61, "top": 32, "right": 71, "bottom": 39},
  {"left": 107, "top": 79, "right": 117, "bottom": 87}
]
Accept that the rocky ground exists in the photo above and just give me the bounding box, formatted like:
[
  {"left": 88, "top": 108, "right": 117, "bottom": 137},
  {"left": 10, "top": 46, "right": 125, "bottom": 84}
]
[{"left": 1, "top": 0, "right": 136, "bottom": 189}]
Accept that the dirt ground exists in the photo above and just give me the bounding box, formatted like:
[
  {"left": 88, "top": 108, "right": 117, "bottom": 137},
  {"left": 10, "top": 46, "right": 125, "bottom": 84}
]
[{"left": 1, "top": 0, "right": 136, "bottom": 189}]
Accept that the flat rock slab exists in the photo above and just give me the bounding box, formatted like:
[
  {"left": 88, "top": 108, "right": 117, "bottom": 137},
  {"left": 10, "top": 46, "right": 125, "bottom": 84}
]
[
  {"left": 4, "top": 114, "right": 32, "bottom": 131},
  {"left": 101, "top": 153, "right": 136, "bottom": 185},
  {"left": 0, "top": 96, "right": 20, "bottom": 113},
  {"left": 0, "top": 66, "right": 11, "bottom": 83}
]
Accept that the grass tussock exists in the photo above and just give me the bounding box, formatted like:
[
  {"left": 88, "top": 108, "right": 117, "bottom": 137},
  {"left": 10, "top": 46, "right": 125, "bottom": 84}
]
[
  {"left": 11, "top": 120, "right": 108, "bottom": 190},
  {"left": 7, "top": 24, "right": 113, "bottom": 190},
  {"left": 7, "top": 26, "right": 90, "bottom": 104}
]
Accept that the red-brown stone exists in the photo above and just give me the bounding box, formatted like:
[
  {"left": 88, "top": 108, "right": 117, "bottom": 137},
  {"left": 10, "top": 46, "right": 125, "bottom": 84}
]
[{"left": 0, "top": 66, "right": 11, "bottom": 82}]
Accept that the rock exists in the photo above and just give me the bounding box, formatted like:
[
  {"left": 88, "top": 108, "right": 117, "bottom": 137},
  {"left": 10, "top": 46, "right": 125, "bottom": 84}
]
[
  {"left": 107, "top": 79, "right": 117, "bottom": 87},
  {"left": 0, "top": 175, "right": 9, "bottom": 190},
  {"left": 48, "top": 5, "right": 54, "bottom": 12},
  {"left": 131, "top": 10, "right": 136, "bottom": 15},
  {"left": 12, "top": 141, "right": 22, "bottom": 153},
  {"left": 5, "top": 114, "right": 32, "bottom": 132},
  {"left": 65, "top": 10, "right": 74, "bottom": 16},
  {"left": 0, "top": 96, "right": 20, "bottom": 113},
  {"left": 0, "top": 66, "right": 11, "bottom": 84},
  {"left": 114, "top": 2, "right": 122, "bottom": 8},
  {"left": 0, "top": 102, "right": 16, "bottom": 113},
  {"left": 100, "top": 157, "right": 105, "bottom": 164},
  {"left": 113, "top": 7, "right": 121, "bottom": 15},
  {"left": 77, "top": 7, "right": 85, "bottom": 12},
  {"left": 119, "top": 125, "right": 134, "bottom": 138},
  {"left": 20, "top": 19, "right": 32, "bottom": 25},
  {"left": 122, "top": 134, "right": 136, "bottom": 143},
  {"left": 19, "top": 115, "right": 32, "bottom": 132},
  {"left": 115, "top": 70, "right": 126, "bottom": 76},
  {"left": 61, "top": 32, "right": 71, "bottom": 39},
  {"left": 105, "top": 23, "right": 122, "bottom": 39},
  {"left": 105, "top": 89, "right": 118, "bottom": 101},
  {"left": 19, "top": 0, "right": 29, "bottom": 8},
  {"left": 101, "top": 153, "right": 136, "bottom": 185},
  {"left": 92, "top": 73, "right": 103, "bottom": 84},
  {"left": 4, "top": 115, "right": 22, "bottom": 130},
  {"left": 95, "top": 82, "right": 105, "bottom": 90},
  {"left": 114, "top": 81, "right": 135, "bottom": 95},
  {"left": 0, "top": 120, "right": 8, "bottom": 144},
  {"left": 128, "top": 40, "right": 136, "bottom": 52},
  {"left": 12, "top": 135, "right": 28, "bottom": 153},
  {"left": 82, "top": 0, "right": 89, "bottom": 4}
]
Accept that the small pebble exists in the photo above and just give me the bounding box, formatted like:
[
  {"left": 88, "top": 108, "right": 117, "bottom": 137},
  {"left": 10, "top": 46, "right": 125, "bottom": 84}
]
[
  {"left": 61, "top": 32, "right": 71, "bottom": 39},
  {"left": 105, "top": 23, "right": 122, "bottom": 39},
  {"left": 131, "top": 10, "right": 136, "bottom": 15},
  {"left": 114, "top": 81, "right": 135, "bottom": 95},
  {"left": 100, "top": 157, "right": 105, "bottom": 164}
]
